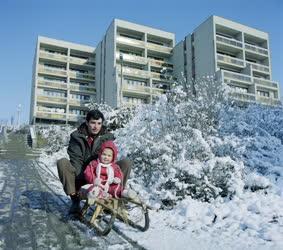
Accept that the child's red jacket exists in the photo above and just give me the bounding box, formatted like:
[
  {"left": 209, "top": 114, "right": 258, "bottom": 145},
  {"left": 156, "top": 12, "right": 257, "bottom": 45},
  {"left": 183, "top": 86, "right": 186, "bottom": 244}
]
[{"left": 84, "top": 140, "right": 124, "bottom": 198}]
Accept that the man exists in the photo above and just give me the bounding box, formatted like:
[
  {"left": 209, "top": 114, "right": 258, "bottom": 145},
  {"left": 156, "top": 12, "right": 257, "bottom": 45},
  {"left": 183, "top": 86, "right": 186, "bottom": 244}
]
[{"left": 57, "top": 109, "right": 132, "bottom": 217}]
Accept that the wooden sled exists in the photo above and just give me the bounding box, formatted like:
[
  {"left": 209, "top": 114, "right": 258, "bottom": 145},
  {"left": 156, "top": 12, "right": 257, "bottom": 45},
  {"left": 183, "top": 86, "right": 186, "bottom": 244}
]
[{"left": 80, "top": 195, "right": 151, "bottom": 236}]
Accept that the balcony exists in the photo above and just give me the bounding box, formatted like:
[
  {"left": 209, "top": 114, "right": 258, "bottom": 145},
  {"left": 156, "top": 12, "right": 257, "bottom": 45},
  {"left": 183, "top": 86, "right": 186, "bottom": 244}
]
[
  {"left": 69, "top": 56, "right": 95, "bottom": 67},
  {"left": 148, "top": 58, "right": 173, "bottom": 68},
  {"left": 247, "top": 62, "right": 270, "bottom": 74},
  {"left": 253, "top": 77, "right": 278, "bottom": 89},
  {"left": 217, "top": 54, "right": 245, "bottom": 68},
  {"left": 151, "top": 72, "right": 172, "bottom": 82},
  {"left": 37, "top": 79, "right": 67, "bottom": 90},
  {"left": 222, "top": 70, "right": 252, "bottom": 85},
  {"left": 68, "top": 99, "right": 91, "bottom": 106},
  {"left": 216, "top": 35, "right": 242, "bottom": 48},
  {"left": 256, "top": 96, "right": 281, "bottom": 106},
  {"left": 37, "top": 95, "right": 67, "bottom": 105},
  {"left": 230, "top": 92, "right": 256, "bottom": 102},
  {"left": 39, "top": 51, "right": 68, "bottom": 62},
  {"left": 36, "top": 111, "right": 66, "bottom": 120},
  {"left": 122, "top": 83, "right": 151, "bottom": 96},
  {"left": 116, "top": 36, "right": 145, "bottom": 48},
  {"left": 116, "top": 53, "right": 147, "bottom": 65},
  {"left": 147, "top": 43, "right": 172, "bottom": 54},
  {"left": 68, "top": 114, "right": 85, "bottom": 122},
  {"left": 245, "top": 44, "right": 268, "bottom": 56},
  {"left": 69, "top": 84, "right": 96, "bottom": 93},
  {"left": 69, "top": 71, "right": 95, "bottom": 81},
  {"left": 118, "top": 66, "right": 149, "bottom": 79},
  {"left": 38, "top": 66, "right": 67, "bottom": 76}
]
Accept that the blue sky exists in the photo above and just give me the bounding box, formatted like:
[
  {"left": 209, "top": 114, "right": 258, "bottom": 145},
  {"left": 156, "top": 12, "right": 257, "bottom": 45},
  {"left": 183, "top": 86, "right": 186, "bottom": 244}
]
[{"left": 0, "top": 0, "right": 282, "bottom": 124}]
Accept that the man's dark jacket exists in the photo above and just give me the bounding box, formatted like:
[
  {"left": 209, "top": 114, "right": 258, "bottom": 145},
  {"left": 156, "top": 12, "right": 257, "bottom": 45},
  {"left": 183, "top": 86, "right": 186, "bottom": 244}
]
[{"left": 67, "top": 122, "right": 114, "bottom": 179}]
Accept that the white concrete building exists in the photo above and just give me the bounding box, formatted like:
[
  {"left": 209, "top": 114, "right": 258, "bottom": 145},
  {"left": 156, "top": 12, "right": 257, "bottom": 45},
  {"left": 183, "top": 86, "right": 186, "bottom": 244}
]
[
  {"left": 95, "top": 19, "right": 175, "bottom": 107},
  {"left": 173, "top": 15, "right": 281, "bottom": 106},
  {"left": 30, "top": 17, "right": 281, "bottom": 125},
  {"left": 30, "top": 36, "right": 96, "bottom": 124}
]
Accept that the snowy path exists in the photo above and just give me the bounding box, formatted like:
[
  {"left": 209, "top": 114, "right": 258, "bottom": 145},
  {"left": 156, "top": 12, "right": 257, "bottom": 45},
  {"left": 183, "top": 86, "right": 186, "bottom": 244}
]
[
  {"left": 0, "top": 159, "right": 97, "bottom": 249},
  {"left": 0, "top": 134, "right": 144, "bottom": 250},
  {"left": 0, "top": 159, "right": 145, "bottom": 249}
]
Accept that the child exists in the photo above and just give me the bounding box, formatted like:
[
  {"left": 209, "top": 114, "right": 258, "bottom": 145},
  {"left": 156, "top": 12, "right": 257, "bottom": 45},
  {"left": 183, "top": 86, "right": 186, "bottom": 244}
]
[{"left": 82, "top": 140, "right": 124, "bottom": 200}]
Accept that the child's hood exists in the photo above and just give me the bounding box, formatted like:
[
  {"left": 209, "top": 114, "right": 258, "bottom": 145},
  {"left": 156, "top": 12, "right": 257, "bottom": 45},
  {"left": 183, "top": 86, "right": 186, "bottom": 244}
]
[{"left": 99, "top": 140, "right": 118, "bottom": 163}]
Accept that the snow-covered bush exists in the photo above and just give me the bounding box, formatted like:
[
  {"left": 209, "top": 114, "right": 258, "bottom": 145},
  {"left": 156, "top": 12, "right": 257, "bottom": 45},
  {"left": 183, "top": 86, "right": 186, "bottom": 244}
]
[
  {"left": 36, "top": 125, "right": 74, "bottom": 154},
  {"left": 219, "top": 104, "right": 283, "bottom": 143},
  {"left": 115, "top": 78, "right": 247, "bottom": 204},
  {"left": 87, "top": 102, "right": 136, "bottom": 130}
]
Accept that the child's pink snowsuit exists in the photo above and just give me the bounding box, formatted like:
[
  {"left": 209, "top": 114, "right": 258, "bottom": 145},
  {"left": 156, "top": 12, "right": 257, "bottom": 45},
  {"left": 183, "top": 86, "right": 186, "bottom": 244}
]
[{"left": 84, "top": 140, "right": 124, "bottom": 198}]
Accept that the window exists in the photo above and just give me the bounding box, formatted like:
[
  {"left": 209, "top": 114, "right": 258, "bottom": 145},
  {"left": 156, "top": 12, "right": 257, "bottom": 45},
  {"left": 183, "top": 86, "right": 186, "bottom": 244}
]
[
  {"left": 43, "top": 89, "right": 66, "bottom": 97},
  {"left": 257, "top": 90, "right": 269, "bottom": 97}
]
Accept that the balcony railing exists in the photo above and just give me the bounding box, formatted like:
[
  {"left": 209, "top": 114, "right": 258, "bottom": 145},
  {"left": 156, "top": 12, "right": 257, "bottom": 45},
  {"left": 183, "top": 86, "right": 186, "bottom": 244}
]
[
  {"left": 69, "top": 71, "right": 95, "bottom": 81},
  {"left": 257, "top": 96, "right": 281, "bottom": 106},
  {"left": 69, "top": 57, "right": 95, "bottom": 66},
  {"left": 116, "top": 36, "right": 145, "bottom": 48},
  {"left": 253, "top": 77, "right": 278, "bottom": 89},
  {"left": 247, "top": 63, "right": 270, "bottom": 73},
  {"left": 222, "top": 70, "right": 252, "bottom": 84},
  {"left": 147, "top": 43, "right": 172, "bottom": 54},
  {"left": 36, "top": 111, "right": 66, "bottom": 120},
  {"left": 217, "top": 54, "right": 245, "bottom": 67},
  {"left": 216, "top": 35, "right": 242, "bottom": 48},
  {"left": 68, "top": 114, "right": 85, "bottom": 122},
  {"left": 38, "top": 66, "right": 67, "bottom": 76},
  {"left": 37, "top": 95, "right": 67, "bottom": 104},
  {"left": 151, "top": 72, "right": 172, "bottom": 81},
  {"left": 118, "top": 66, "right": 150, "bottom": 78},
  {"left": 230, "top": 92, "right": 256, "bottom": 102},
  {"left": 68, "top": 99, "right": 91, "bottom": 106},
  {"left": 148, "top": 58, "right": 173, "bottom": 68},
  {"left": 37, "top": 79, "right": 67, "bottom": 89},
  {"left": 39, "top": 51, "right": 68, "bottom": 62},
  {"left": 69, "top": 84, "right": 96, "bottom": 93},
  {"left": 122, "top": 83, "right": 151, "bottom": 95},
  {"left": 245, "top": 44, "right": 268, "bottom": 56},
  {"left": 116, "top": 53, "right": 147, "bottom": 64}
]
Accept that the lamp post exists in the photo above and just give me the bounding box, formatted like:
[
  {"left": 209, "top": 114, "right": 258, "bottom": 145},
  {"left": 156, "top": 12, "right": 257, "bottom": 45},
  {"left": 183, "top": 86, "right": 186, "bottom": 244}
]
[
  {"left": 17, "top": 104, "right": 22, "bottom": 129},
  {"left": 119, "top": 53, "right": 123, "bottom": 106}
]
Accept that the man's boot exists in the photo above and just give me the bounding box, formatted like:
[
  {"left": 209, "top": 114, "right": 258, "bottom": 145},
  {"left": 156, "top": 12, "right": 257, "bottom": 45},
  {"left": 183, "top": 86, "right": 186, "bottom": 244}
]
[{"left": 68, "top": 193, "right": 81, "bottom": 219}]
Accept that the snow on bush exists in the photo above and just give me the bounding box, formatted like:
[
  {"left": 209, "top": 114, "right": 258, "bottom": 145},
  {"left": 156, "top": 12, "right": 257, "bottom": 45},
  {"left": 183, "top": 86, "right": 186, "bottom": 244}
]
[
  {"left": 115, "top": 78, "right": 245, "bottom": 205},
  {"left": 114, "top": 77, "right": 283, "bottom": 207},
  {"left": 36, "top": 125, "right": 75, "bottom": 154},
  {"left": 87, "top": 102, "right": 136, "bottom": 130}
]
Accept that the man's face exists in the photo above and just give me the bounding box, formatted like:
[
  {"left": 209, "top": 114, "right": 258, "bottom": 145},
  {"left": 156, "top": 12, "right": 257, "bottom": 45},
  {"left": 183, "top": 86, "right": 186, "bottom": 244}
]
[
  {"left": 86, "top": 118, "right": 103, "bottom": 136},
  {"left": 101, "top": 148, "right": 113, "bottom": 164}
]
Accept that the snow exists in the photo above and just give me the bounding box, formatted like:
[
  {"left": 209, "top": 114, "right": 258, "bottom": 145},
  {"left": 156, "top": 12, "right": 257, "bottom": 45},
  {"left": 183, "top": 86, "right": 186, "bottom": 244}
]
[{"left": 37, "top": 80, "right": 283, "bottom": 250}]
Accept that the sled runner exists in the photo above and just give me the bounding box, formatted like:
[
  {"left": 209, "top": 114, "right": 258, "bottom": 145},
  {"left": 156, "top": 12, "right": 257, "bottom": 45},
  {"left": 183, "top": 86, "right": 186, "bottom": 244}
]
[{"left": 79, "top": 194, "right": 151, "bottom": 236}]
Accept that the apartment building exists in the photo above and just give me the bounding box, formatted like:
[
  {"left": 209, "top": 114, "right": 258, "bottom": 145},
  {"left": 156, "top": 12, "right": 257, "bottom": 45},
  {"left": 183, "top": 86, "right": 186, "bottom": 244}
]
[
  {"left": 30, "top": 17, "right": 281, "bottom": 125},
  {"left": 173, "top": 15, "right": 281, "bottom": 106},
  {"left": 95, "top": 19, "right": 175, "bottom": 107},
  {"left": 30, "top": 36, "right": 96, "bottom": 124}
]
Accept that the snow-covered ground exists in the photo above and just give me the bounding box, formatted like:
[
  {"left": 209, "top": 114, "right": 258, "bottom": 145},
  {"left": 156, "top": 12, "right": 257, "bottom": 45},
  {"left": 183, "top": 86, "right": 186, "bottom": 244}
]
[
  {"left": 38, "top": 82, "right": 283, "bottom": 250},
  {"left": 39, "top": 147, "right": 283, "bottom": 250}
]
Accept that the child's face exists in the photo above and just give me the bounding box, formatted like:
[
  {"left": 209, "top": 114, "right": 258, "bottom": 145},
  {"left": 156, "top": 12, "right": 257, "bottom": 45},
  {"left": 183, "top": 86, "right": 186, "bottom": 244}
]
[{"left": 101, "top": 148, "right": 114, "bottom": 164}]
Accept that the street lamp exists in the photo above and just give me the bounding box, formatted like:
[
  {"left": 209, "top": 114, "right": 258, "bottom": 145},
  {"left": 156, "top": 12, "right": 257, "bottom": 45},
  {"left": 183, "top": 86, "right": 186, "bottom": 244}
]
[
  {"left": 119, "top": 53, "right": 123, "bottom": 106},
  {"left": 17, "top": 104, "right": 22, "bottom": 128}
]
